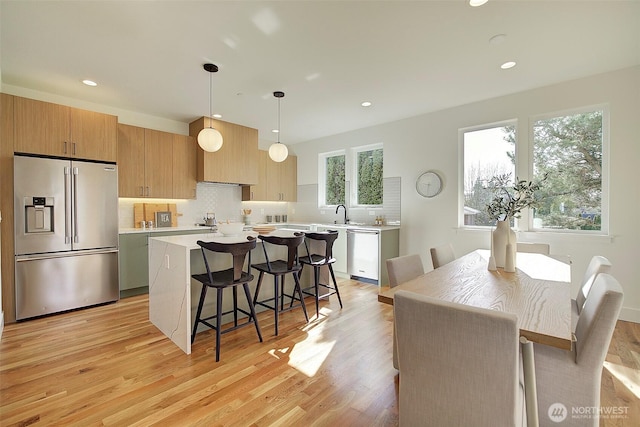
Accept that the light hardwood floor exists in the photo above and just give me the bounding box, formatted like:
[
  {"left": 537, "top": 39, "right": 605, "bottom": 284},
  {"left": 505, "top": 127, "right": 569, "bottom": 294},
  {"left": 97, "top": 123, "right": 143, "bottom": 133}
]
[{"left": 0, "top": 279, "right": 638, "bottom": 426}]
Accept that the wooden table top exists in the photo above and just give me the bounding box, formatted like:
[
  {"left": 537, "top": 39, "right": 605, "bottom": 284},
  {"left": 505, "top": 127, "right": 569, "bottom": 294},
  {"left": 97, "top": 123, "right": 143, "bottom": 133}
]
[{"left": 378, "top": 249, "right": 572, "bottom": 350}]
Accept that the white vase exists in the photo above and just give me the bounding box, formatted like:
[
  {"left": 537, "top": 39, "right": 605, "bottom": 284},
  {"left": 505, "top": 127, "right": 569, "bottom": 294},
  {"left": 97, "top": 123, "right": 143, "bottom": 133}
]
[{"left": 492, "top": 220, "right": 516, "bottom": 269}]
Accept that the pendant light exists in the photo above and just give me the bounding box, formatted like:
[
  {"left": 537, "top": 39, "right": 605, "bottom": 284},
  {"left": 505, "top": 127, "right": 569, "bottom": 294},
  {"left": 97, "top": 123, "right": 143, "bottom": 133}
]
[
  {"left": 268, "top": 91, "right": 288, "bottom": 162},
  {"left": 198, "top": 63, "right": 223, "bottom": 152}
]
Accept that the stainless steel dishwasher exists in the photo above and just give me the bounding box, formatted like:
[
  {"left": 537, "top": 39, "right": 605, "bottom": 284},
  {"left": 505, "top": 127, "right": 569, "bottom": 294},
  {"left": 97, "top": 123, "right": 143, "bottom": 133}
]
[{"left": 347, "top": 229, "right": 379, "bottom": 283}]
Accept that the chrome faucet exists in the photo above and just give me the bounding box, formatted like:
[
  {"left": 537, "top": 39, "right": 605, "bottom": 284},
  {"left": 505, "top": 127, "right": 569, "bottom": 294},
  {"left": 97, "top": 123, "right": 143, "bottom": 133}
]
[{"left": 336, "top": 204, "right": 349, "bottom": 224}]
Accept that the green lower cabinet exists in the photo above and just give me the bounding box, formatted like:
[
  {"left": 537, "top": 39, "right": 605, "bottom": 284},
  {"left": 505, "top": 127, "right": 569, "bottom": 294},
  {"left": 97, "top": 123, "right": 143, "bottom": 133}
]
[
  {"left": 118, "top": 233, "right": 150, "bottom": 297},
  {"left": 316, "top": 226, "right": 348, "bottom": 275},
  {"left": 118, "top": 229, "right": 204, "bottom": 298}
]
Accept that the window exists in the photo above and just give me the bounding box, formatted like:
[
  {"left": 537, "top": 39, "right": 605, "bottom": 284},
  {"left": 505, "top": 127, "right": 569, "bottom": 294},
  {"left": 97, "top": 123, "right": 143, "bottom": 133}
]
[
  {"left": 318, "top": 151, "right": 345, "bottom": 206},
  {"left": 460, "top": 107, "right": 608, "bottom": 233},
  {"left": 531, "top": 108, "right": 606, "bottom": 232},
  {"left": 319, "top": 144, "right": 384, "bottom": 208},
  {"left": 353, "top": 144, "right": 383, "bottom": 206},
  {"left": 462, "top": 123, "right": 516, "bottom": 226}
]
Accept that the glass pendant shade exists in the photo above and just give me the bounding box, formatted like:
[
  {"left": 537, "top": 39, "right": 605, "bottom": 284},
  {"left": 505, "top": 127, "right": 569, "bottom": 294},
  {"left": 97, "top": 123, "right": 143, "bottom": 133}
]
[
  {"left": 198, "top": 127, "right": 223, "bottom": 152},
  {"left": 269, "top": 142, "right": 288, "bottom": 162},
  {"left": 269, "top": 91, "right": 288, "bottom": 162},
  {"left": 198, "top": 63, "right": 223, "bottom": 153}
]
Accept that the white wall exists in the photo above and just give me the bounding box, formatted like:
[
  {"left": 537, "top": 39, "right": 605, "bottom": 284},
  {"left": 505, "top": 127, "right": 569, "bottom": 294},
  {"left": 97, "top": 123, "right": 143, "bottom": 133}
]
[{"left": 293, "top": 66, "right": 640, "bottom": 322}]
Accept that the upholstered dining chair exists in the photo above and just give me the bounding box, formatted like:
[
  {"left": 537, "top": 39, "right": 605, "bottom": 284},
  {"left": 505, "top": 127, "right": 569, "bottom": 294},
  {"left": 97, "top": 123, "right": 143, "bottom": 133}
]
[
  {"left": 570, "top": 255, "right": 612, "bottom": 330},
  {"left": 385, "top": 254, "right": 425, "bottom": 370},
  {"left": 386, "top": 254, "right": 424, "bottom": 288},
  {"left": 517, "top": 242, "right": 550, "bottom": 254},
  {"left": 394, "top": 291, "right": 525, "bottom": 426},
  {"left": 575, "top": 255, "right": 613, "bottom": 314},
  {"left": 533, "top": 273, "right": 623, "bottom": 427},
  {"left": 429, "top": 243, "right": 456, "bottom": 269}
]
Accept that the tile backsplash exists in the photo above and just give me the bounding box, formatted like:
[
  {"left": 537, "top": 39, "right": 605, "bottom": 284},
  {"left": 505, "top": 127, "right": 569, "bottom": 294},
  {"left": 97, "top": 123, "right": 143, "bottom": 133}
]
[
  {"left": 119, "top": 182, "right": 244, "bottom": 228},
  {"left": 119, "top": 182, "right": 290, "bottom": 228},
  {"left": 118, "top": 178, "right": 400, "bottom": 228},
  {"left": 290, "top": 177, "right": 401, "bottom": 225}
]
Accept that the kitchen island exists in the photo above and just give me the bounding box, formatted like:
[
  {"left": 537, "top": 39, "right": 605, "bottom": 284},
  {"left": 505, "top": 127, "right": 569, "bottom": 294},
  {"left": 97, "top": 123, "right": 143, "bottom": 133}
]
[{"left": 148, "top": 230, "right": 303, "bottom": 354}]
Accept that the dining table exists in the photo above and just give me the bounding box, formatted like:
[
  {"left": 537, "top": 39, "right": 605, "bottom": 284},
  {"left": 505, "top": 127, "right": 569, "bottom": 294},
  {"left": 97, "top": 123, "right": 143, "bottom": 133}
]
[{"left": 378, "top": 249, "right": 572, "bottom": 427}]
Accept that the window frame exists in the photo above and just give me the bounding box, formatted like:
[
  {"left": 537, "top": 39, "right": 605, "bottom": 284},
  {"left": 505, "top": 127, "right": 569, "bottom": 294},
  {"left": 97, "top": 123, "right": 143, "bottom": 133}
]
[
  {"left": 458, "top": 119, "right": 518, "bottom": 229},
  {"left": 350, "top": 143, "right": 384, "bottom": 208},
  {"left": 527, "top": 104, "right": 610, "bottom": 235},
  {"left": 318, "top": 149, "right": 346, "bottom": 208},
  {"left": 459, "top": 105, "right": 609, "bottom": 235}
]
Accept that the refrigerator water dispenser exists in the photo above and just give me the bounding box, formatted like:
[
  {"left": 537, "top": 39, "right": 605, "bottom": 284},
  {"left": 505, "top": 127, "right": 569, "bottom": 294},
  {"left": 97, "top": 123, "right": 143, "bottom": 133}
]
[{"left": 24, "top": 196, "right": 54, "bottom": 234}]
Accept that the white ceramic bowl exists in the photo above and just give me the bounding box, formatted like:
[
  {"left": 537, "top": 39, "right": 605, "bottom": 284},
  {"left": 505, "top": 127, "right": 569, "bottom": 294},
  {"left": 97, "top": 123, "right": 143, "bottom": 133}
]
[{"left": 217, "top": 222, "right": 244, "bottom": 236}]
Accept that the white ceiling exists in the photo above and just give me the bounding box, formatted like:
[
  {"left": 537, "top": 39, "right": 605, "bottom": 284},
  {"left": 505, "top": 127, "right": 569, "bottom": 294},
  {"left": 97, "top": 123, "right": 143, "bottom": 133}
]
[{"left": 1, "top": 1, "right": 639, "bottom": 145}]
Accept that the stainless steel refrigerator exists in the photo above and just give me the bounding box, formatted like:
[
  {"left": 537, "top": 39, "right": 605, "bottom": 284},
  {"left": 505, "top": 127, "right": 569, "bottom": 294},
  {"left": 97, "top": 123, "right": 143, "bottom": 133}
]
[{"left": 14, "top": 154, "right": 119, "bottom": 320}]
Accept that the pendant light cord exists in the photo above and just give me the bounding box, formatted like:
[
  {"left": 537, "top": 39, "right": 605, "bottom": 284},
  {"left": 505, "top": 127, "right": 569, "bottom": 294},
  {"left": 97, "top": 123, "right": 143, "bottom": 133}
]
[
  {"left": 209, "top": 71, "right": 213, "bottom": 123},
  {"left": 277, "top": 96, "right": 281, "bottom": 143}
]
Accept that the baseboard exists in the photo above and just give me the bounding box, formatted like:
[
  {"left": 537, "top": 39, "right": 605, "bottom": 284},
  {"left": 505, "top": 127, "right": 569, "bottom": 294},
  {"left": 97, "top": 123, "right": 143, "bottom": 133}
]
[{"left": 620, "top": 307, "right": 640, "bottom": 324}]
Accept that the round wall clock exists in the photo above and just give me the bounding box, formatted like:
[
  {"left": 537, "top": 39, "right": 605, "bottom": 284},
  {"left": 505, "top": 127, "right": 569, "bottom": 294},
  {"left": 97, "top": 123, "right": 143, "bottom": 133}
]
[{"left": 416, "top": 171, "right": 443, "bottom": 198}]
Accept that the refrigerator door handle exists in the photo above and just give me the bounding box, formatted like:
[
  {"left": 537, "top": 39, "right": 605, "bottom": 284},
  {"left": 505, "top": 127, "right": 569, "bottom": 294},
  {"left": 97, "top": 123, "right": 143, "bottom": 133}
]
[
  {"left": 64, "top": 166, "right": 72, "bottom": 244},
  {"left": 73, "top": 167, "right": 79, "bottom": 243},
  {"left": 16, "top": 248, "right": 119, "bottom": 262}
]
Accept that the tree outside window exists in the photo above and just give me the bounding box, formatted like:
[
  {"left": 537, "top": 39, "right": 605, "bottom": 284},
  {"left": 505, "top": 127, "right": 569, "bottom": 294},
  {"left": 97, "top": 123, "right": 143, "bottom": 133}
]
[
  {"left": 461, "top": 109, "right": 606, "bottom": 233},
  {"left": 325, "top": 154, "right": 345, "bottom": 205},
  {"left": 355, "top": 147, "right": 383, "bottom": 205},
  {"left": 463, "top": 124, "right": 516, "bottom": 226},
  {"left": 529, "top": 110, "right": 604, "bottom": 231}
]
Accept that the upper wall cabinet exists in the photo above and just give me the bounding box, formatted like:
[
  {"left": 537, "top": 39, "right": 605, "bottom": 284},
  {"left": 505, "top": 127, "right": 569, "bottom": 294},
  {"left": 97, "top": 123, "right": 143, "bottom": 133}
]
[
  {"left": 242, "top": 150, "right": 297, "bottom": 202},
  {"left": 172, "top": 133, "right": 197, "bottom": 199},
  {"left": 14, "top": 97, "right": 117, "bottom": 162},
  {"left": 189, "top": 117, "right": 258, "bottom": 185},
  {"left": 118, "top": 124, "right": 196, "bottom": 199}
]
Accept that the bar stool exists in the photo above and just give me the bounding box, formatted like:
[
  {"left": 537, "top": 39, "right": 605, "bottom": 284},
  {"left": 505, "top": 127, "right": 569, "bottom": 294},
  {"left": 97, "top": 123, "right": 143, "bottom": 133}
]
[
  {"left": 191, "top": 236, "right": 262, "bottom": 362},
  {"left": 299, "top": 230, "right": 343, "bottom": 318},
  {"left": 252, "top": 232, "right": 309, "bottom": 335}
]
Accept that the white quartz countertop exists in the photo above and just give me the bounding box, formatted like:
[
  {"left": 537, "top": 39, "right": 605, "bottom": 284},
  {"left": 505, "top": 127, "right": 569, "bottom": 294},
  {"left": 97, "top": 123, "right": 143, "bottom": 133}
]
[
  {"left": 119, "top": 225, "right": 214, "bottom": 234},
  {"left": 149, "top": 229, "right": 306, "bottom": 250},
  {"left": 121, "top": 222, "right": 399, "bottom": 235}
]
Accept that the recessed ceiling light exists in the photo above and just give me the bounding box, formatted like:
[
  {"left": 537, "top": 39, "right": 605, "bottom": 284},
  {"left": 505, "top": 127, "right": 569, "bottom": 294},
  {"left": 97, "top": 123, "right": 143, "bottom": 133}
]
[
  {"left": 213, "top": 114, "right": 222, "bottom": 119},
  {"left": 489, "top": 34, "right": 507, "bottom": 45},
  {"left": 469, "top": 0, "right": 488, "bottom": 7},
  {"left": 272, "top": 129, "right": 279, "bottom": 133},
  {"left": 501, "top": 61, "right": 517, "bottom": 70},
  {"left": 361, "top": 101, "right": 372, "bottom": 107},
  {"left": 82, "top": 79, "right": 97, "bottom": 86}
]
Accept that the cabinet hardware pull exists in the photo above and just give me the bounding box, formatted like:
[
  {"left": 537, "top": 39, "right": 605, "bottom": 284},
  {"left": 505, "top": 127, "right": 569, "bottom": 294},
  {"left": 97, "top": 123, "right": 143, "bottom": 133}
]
[
  {"left": 72, "top": 142, "right": 76, "bottom": 155},
  {"left": 139, "top": 186, "right": 144, "bottom": 196},
  {"left": 64, "top": 141, "right": 67, "bottom": 154}
]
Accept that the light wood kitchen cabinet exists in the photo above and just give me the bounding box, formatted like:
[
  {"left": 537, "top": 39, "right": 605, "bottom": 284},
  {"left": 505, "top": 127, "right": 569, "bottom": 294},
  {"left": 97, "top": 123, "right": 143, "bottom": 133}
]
[
  {"left": 117, "top": 124, "right": 146, "bottom": 197},
  {"left": 279, "top": 155, "right": 297, "bottom": 201},
  {"left": 143, "top": 129, "right": 173, "bottom": 198},
  {"left": 118, "top": 124, "right": 194, "bottom": 199},
  {"left": 189, "top": 117, "right": 258, "bottom": 185},
  {"left": 241, "top": 150, "right": 268, "bottom": 201},
  {"left": 172, "top": 134, "right": 197, "bottom": 199},
  {"left": 1, "top": 93, "right": 16, "bottom": 323},
  {"left": 14, "top": 96, "right": 117, "bottom": 162},
  {"left": 242, "top": 151, "right": 297, "bottom": 201}
]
